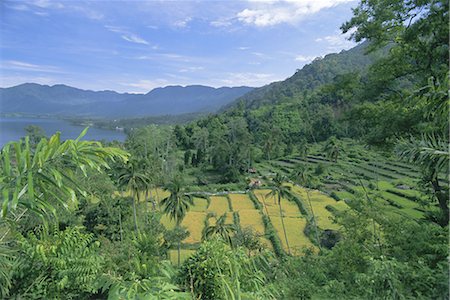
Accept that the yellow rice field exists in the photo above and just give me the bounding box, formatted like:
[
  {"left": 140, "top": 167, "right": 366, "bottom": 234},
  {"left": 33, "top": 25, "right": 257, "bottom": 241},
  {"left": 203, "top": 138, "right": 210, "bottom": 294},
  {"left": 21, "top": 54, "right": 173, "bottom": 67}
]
[
  {"left": 253, "top": 189, "right": 301, "bottom": 218},
  {"left": 168, "top": 249, "right": 196, "bottom": 265},
  {"left": 238, "top": 209, "right": 265, "bottom": 235},
  {"left": 208, "top": 196, "right": 231, "bottom": 215},
  {"left": 229, "top": 194, "right": 255, "bottom": 211},
  {"left": 207, "top": 212, "right": 234, "bottom": 225},
  {"left": 191, "top": 197, "right": 209, "bottom": 212},
  {"left": 270, "top": 216, "right": 314, "bottom": 254},
  {"left": 290, "top": 185, "right": 347, "bottom": 230},
  {"left": 181, "top": 212, "right": 206, "bottom": 243}
]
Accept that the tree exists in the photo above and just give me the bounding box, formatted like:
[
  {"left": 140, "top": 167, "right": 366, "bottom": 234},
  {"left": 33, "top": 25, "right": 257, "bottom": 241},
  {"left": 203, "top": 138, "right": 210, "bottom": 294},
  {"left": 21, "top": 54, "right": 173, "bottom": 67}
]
[
  {"left": 202, "top": 213, "right": 237, "bottom": 246},
  {"left": 323, "top": 136, "right": 342, "bottom": 162},
  {"left": 0, "top": 129, "right": 128, "bottom": 298},
  {"left": 23, "top": 125, "right": 46, "bottom": 147},
  {"left": 0, "top": 128, "right": 129, "bottom": 222},
  {"left": 396, "top": 134, "right": 449, "bottom": 226},
  {"left": 342, "top": 0, "right": 448, "bottom": 80},
  {"left": 266, "top": 174, "right": 294, "bottom": 255},
  {"left": 161, "top": 175, "right": 193, "bottom": 266},
  {"left": 291, "top": 165, "right": 322, "bottom": 250},
  {"left": 117, "top": 159, "right": 150, "bottom": 233}
]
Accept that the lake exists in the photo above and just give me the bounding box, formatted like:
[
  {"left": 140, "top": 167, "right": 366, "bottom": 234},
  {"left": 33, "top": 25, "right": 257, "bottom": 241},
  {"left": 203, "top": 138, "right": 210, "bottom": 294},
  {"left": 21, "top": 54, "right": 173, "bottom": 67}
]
[{"left": 0, "top": 117, "right": 126, "bottom": 147}]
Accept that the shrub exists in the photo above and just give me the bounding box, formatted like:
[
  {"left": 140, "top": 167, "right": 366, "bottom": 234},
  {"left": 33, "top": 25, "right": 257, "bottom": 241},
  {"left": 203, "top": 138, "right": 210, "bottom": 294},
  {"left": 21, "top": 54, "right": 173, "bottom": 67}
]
[
  {"left": 11, "top": 226, "right": 103, "bottom": 299},
  {"left": 179, "top": 239, "right": 269, "bottom": 299}
]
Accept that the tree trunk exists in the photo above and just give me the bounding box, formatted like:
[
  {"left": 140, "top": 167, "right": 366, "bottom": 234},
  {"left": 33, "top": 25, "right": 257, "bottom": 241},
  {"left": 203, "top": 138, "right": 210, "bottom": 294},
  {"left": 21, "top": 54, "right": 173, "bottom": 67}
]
[
  {"left": 278, "top": 195, "right": 291, "bottom": 255},
  {"left": 306, "top": 190, "right": 321, "bottom": 251},
  {"left": 119, "top": 211, "right": 123, "bottom": 242},
  {"left": 431, "top": 177, "right": 449, "bottom": 226},
  {"left": 149, "top": 189, "right": 156, "bottom": 211},
  {"left": 132, "top": 192, "right": 139, "bottom": 233},
  {"left": 178, "top": 240, "right": 181, "bottom": 267}
]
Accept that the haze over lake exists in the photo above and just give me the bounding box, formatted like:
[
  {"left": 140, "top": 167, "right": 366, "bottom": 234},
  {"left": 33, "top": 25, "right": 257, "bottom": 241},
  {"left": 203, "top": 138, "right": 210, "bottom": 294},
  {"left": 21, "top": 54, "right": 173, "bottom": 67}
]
[{"left": 0, "top": 117, "right": 125, "bottom": 147}]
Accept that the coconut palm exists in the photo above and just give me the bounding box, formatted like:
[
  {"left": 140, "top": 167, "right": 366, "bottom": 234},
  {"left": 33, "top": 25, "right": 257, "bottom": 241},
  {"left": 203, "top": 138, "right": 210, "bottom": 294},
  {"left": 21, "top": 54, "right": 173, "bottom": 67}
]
[
  {"left": 202, "top": 212, "right": 237, "bottom": 246},
  {"left": 396, "top": 134, "right": 449, "bottom": 226},
  {"left": 291, "top": 165, "right": 321, "bottom": 250},
  {"left": 161, "top": 175, "right": 193, "bottom": 266},
  {"left": 117, "top": 159, "right": 150, "bottom": 233},
  {"left": 266, "top": 173, "right": 294, "bottom": 255},
  {"left": 323, "top": 136, "right": 341, "bottom": 162}
]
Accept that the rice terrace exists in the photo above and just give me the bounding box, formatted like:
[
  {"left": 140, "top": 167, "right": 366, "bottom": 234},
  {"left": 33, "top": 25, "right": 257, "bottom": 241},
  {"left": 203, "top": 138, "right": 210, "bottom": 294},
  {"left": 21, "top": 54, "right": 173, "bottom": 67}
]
[{"left": 0, "top": 0, "right": 448, "bottom": 299}]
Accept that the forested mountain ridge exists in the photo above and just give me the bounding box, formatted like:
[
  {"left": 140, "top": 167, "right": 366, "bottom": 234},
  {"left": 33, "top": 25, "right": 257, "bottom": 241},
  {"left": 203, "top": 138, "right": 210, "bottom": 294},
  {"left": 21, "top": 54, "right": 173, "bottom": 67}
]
[
  {"left": 0, "top": 83, "right": 253, "bottom": 117},
  {"left": 224, "top": 41, "right": 380, "bottom": 111}
]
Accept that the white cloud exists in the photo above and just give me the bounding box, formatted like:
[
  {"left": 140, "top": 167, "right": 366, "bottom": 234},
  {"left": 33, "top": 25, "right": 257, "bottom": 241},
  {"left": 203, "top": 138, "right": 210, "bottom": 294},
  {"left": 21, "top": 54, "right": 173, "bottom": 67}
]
[
  {"left": 121, "top": 34, "right": 149, "bottom": 45},
  {"left": 2, "top": 60, "right": 64, "bottom": 73},
  {"left": 105, "top": 26, "right": 150, "bottom": 46},
  {"left": 29, "top": 0, "right": 64, "bottom": 9},
  {"left": 179, "top": 66, "right": 204, "bottom": 73},
  {"left": 7, "top": 4, "right": 29, "bottom": 11},
  {"left": 0, "top": 75, "right": 57, "bottom": 87},
  {"left": 173, "top": 17, "right": 192, "bottom": 28},
  {"left": 237, "top": 0, "right": 354, "bottom": 27},
  {"left": 238, "top": 46, "right": 250, "bottom": 50},
  {"left": 315, "top": 28, "right": 356, "bottom": 52},
  {"left": 294, "top": 55, "right": 317, "bottom": 62},
  {"left": 219, "top": 72, "right": 279, "bottom": 87},
  {"left": 121, "top": 79, "right": 173, "bottom": 92},
  {"left": 210, "top": 19, "right": 233, "bottom": 27}
]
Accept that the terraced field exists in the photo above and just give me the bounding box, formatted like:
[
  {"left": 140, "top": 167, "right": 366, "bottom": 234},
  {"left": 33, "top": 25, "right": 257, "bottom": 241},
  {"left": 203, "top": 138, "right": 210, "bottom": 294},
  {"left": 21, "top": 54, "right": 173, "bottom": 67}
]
[
  {"left": 253, "top": 189, "right": 314, "bottom": 253},
  {"left": 208, "top": 196, "right": 231, "bottom": 215},
  {"left": 142, "top": 142, "right": 441, "bottom": 261},
  {"left": 256, "top": 141, "right": 439, "bottom": 223},
  {"left": 168, "top": 249, "right": 196, "bottom": 265},
  {"left": 290, "top": 185, "right": 347, "bottom": 230},
  {"left": 270, "top": 216, "right": 313, "bottom": 254}
]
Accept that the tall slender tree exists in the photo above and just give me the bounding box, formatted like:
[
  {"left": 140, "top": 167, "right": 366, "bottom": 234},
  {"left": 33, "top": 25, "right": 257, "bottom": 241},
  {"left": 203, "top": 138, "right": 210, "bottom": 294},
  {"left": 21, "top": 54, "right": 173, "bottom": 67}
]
[
  {"left": 266, "top": 174, "right": 294, "bottom": 255},
  {"left": 117, "top": 159, "right": 150, "bottom": 233},
  {"left": 323, "top": 136, "right": 341, "bottom": 162},
  {"left": 291, "top": 165, "right": 322, "bottom": 250},
  {"left": 161, "top": 175, "right": 193, "bottom": 266},
  {"left": 202, "top": 212, "right": 237, "bottom": 246}
]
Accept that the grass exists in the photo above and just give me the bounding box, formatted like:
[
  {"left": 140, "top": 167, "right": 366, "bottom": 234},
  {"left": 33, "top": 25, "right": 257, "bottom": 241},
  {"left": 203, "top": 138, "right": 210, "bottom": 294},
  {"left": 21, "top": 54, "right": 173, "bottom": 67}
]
[
  {"left": 229, "top": 194, "right": 255, "bottom": 211},
  {"left": 208, "top": 212, "right": 234, "bottom": 225},
  {"left": 253, "top": 189, "right": 301, "bottom": 218},
  {"left": 238, "top": 209, "right": 266, "bottom": 235},
  {"left": 181, "top": 212, "right": 207, "bottom": 243},
  {"left": 208, "top": 196, "right": 231, "bottom": 215},
  {"left": 168, "top": 249, "right": 196, "bottom": 265},
  {"left": 190, "top": 197, "right": 209, "bottom": 212},
  {"left": 270, "top": 216, "right": 314, "bottom": 254},
  {"left": 290, "top": 185, "right": 345, "bottom": 230}
]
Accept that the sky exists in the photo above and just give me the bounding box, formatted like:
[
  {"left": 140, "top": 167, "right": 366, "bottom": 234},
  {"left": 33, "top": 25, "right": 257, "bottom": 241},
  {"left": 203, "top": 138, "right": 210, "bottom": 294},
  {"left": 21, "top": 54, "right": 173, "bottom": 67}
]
[{"left": 0, "top": 0, "right": 359, "bottom": 93}]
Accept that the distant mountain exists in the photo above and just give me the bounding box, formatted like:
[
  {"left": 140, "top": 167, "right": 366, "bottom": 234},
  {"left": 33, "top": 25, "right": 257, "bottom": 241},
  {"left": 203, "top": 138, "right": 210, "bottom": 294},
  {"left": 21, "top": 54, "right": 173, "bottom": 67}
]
[
  {"left": 0, "top": 83, "right": 253, "bottom": 117},
  {"left": 224, "top": 41, "right": 382, "bottom": 110}
]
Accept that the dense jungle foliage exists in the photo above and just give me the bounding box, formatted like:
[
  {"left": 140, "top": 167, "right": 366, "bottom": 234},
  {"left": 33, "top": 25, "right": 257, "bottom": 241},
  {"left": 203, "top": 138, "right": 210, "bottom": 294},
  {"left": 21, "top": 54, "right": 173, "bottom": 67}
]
[{"left": 0, "top": 0, "right": 448, "bottom": 299}]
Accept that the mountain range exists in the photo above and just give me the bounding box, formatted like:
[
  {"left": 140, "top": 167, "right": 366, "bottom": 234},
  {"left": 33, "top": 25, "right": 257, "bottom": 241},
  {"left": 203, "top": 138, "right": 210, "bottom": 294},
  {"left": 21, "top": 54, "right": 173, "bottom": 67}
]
[{"left": 0, "top": 84, "right": 253, "bottom": 118}]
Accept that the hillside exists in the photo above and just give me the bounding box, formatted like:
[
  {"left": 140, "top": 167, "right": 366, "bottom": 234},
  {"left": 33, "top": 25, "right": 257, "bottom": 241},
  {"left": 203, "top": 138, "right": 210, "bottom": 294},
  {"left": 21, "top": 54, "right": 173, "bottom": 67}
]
[
  {"left": 225, "top": 41, "right": 380, "bottom": 110},
  {"left": 0, "top": 83, "right": 253, "bottom": 118}
]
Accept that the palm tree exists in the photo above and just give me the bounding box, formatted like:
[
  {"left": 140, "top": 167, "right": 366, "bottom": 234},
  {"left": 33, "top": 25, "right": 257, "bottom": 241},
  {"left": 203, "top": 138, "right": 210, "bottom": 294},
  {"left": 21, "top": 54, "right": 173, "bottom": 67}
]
[
  {"left": 202, "top": 212, "right": 237, "bottom": 246},
  {"left": 161, "top": 175, "right": 193, "bottom": 266},
  {"left": 323, "top": 136, "right": 341, "bottom": 162},
  {"left": 291, "top": 165, "right": 321, "bottom": 250},
  {"left": 396, "top": 134, "right": 449, "bottom": 226},
  {"left": 266, "top": 173, "right": 294, "bottom": 255},
  {"left": 117, "top": 159, "right": 150, "bottom": 233}
]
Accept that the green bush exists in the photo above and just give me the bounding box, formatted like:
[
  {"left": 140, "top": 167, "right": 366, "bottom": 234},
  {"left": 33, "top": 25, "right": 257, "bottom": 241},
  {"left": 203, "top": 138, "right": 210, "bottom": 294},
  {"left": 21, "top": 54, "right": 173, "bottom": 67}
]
[
  {"left": 179, "top": 239, "right": 270, "bottom": 299},
  {"left": 11, "top": 226, "right": 103, "bottom": 299}
]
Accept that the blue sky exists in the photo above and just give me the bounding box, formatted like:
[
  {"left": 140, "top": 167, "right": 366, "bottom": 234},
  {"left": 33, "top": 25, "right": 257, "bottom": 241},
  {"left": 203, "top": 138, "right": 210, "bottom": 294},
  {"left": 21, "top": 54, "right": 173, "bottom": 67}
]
[{"left": 1, "top": 0, "right": 358, "bottom": 93}]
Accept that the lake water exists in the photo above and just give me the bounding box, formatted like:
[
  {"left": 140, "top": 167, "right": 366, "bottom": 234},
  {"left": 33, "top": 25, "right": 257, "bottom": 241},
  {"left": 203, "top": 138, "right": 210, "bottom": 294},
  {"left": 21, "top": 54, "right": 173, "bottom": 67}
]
[{"left": 0, "top": 117, "right": 126, "bottom": 147}]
